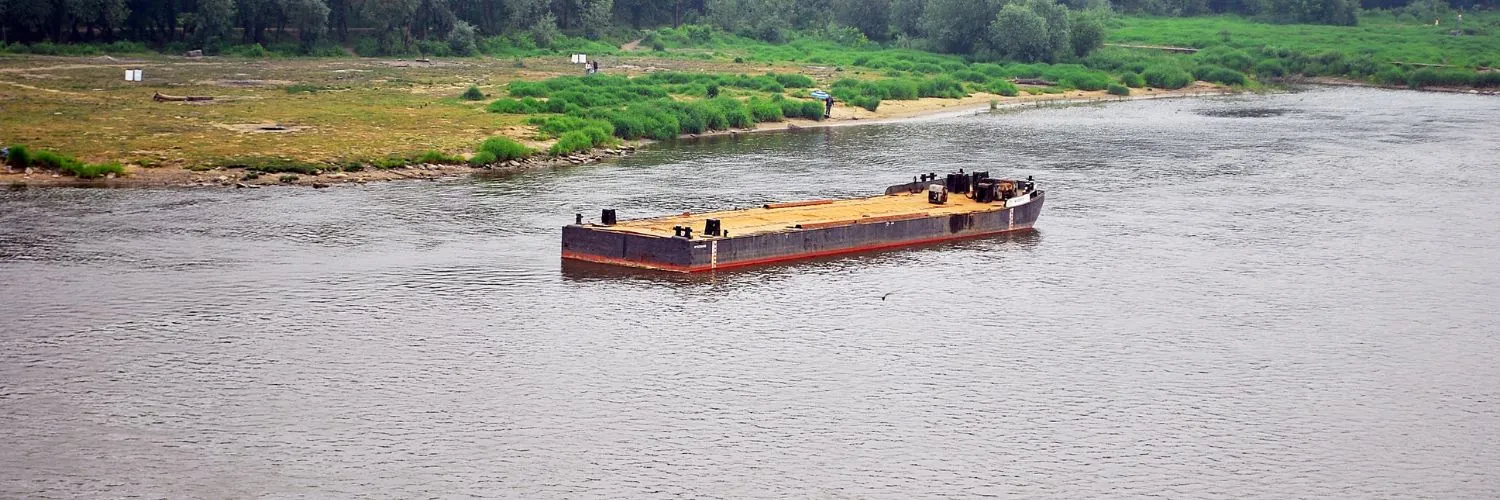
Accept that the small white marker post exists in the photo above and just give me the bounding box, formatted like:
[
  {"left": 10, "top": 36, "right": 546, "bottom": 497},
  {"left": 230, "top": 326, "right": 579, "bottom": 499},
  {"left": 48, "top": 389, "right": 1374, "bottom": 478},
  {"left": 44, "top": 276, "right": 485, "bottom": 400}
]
[{"left": 124, "top": 69, "right": 142, "bottom": 82}]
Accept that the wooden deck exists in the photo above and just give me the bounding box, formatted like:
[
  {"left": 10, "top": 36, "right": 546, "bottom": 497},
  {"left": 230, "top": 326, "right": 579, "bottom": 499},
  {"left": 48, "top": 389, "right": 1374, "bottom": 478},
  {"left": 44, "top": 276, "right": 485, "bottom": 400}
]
[{"left": 594, "top": 192, "right": 1012, "bottom": 238}]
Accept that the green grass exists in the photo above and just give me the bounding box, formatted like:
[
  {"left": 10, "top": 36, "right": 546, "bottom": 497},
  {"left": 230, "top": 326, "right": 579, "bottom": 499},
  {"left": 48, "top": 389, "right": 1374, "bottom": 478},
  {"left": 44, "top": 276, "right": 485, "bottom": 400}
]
[
  {"left": 477, "top": 137, "right": 534, "bottom": 161},
  {"left": 6, "top": 144, "right": 124, "bottom": 178},
  {"left": 216, "top": 157, "right": 324, "bottom": 174},
  {"left": 1108, "top": 13, "right": 1500, "bottom": 70},
  {"left": 416, "top": 150, "right": 465, "bottom": 164}
]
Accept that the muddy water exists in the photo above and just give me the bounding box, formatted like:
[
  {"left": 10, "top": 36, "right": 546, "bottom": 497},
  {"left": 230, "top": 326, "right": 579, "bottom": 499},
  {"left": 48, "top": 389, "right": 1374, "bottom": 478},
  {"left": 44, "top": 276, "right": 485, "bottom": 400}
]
[{"left": 2, "top": 87, "right": 1497, "bottom": 498}]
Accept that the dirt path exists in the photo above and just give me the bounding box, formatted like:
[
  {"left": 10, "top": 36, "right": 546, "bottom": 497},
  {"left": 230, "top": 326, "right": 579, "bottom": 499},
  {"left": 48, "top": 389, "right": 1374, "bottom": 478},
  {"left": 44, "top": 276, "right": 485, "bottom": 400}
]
[{"left": 620, "top": 38, "right": 644, "bottom": 51}]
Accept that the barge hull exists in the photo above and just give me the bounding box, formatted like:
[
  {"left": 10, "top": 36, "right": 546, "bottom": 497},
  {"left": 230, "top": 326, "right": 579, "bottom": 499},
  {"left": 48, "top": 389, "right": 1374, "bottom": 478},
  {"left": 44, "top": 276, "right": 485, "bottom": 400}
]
[{"left": 561, "top": 191, "right": 1044, "bottom": 272}]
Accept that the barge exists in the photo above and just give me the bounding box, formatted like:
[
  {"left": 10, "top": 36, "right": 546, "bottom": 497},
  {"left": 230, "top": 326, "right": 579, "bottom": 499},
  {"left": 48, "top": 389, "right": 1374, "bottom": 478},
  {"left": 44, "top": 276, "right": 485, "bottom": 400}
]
[{"left": 561, "top": 171, "right": 1044, "bottom": 272}]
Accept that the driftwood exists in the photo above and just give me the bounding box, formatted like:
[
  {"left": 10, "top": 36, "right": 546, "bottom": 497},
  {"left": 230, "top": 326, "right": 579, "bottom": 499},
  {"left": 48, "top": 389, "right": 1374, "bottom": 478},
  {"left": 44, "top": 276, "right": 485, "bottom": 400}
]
[
  {"left": 153, "top": 92, "right": 213, "bottom": 102},
  {"left": 1012, "top": 78, "right": 1058, "bottom": 86}
]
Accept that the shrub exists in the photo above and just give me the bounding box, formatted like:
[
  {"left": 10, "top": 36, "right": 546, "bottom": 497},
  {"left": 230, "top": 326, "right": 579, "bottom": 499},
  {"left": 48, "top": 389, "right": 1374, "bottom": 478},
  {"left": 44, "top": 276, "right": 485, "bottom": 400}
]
[
  {"left": 416, "top": 150, "right": 464, "bottom": 164},
  {"left": 549, "top": 131, "right": 596, "bottom": 155},
  {"left": 461, "top": 85, "right": 485, "bottom": 100},
  {"left": 709, "top": 97, "right": 754, "bottom": 128},
  {"left": 279, "top": 174, "right": 299, "bottom": 183},
  {"left": 780, "top": 99, "right": 825, "bottom": 120},
  {"left": 987, "top": 79, "right": 1020, "bottom": 96},
  {"left": 1143, "top": 65, "right": 1194, "bottom": 89},
  {"left": 29, "top": 150, "right": 77, "bottom": 171},
  {"left": 1120, "top": 72, "right": 1146, "bottom": 88},
  {"left": 448, "top": 20, "right": 479, "bottom": 56},
  {"left": 748, "top": 98, "right": 784, "bottom": 122},
  {"left": 1407, "top": 68, "right": 1475, "bottom": 89},
  {"left": 477, "top": 137, "right": 534, "bottom": 161},
  {"left": 4, "top": 145, "right": 30, "bottom": 168},
  {"left": 1107, "top": 84, "right": 1131, "bottom": 96},
  {"left": 771, "top": 73, "right": 815, "bottom": 88},
  {"left": 1253, "top": 59, "right": 1286, "bottom": 78},
  {"left": 1194, "top": 65, "right": 1247, "bottom": 86},
  {"left": 1371, "top": 68, "right": 1406, "bottom": 86},
  {"left": 67, "top": 162, "right": 124, "bottom": 179},
  {"left": 850, "top": 95, "right": 880, "bottom": 111},
  {"left": 469, "top": 151, "right": 497, "bottom": 166},
  {"left": 1061, "top": 72, "right": 1113, "bottom": 91}
]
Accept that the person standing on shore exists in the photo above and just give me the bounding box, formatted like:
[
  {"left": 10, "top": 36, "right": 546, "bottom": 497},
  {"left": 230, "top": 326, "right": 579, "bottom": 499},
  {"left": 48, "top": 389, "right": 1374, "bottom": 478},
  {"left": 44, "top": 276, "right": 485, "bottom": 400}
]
[{"left": 824, "top": 95, "right": 834, "bottom": 118}]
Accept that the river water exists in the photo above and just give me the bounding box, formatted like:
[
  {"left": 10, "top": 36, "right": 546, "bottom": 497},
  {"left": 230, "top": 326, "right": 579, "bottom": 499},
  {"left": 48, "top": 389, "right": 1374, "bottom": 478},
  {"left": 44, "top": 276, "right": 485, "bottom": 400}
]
[{"left": 1, "top": 87, "right": 1497, "bottom": 498}]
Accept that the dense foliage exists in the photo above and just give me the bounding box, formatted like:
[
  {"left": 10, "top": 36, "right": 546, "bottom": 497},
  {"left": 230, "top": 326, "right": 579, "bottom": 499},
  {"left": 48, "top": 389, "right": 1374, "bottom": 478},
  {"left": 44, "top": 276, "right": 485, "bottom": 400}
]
[{"left": 8, "top": 0, "right": 1488, "bottom": 56}]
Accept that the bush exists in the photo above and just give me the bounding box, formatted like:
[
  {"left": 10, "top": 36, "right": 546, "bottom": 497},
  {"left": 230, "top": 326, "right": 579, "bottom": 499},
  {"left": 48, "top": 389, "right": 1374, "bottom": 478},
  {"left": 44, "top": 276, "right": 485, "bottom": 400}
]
[
  {"left": 1371, "top": 68, "right": 1406, "bottom": 86},
  {"left": 850, "top": 95, "right": 880, "bottom": 111},
  {"left": 1253, "top": 59, "right": 1286, "bottom": 78},
  {"left": 448, "top": 21, "right": 479, "bottom": 56},
  {"left": 771, "top": 73, "right": 815, "bottom": 88},
  {"left": 549, "top": 131, "right": 596, "bottom": 155},
  {"left": 416, "top": 150, "right": 464, "bottom": 164},
  {"left": 1107, "top": 84, "right": 1131, "bottom": 96},
  {"left": 1194, "top": 65, "right": 1247, "bottom": 86},
  {"left": 477, "top": 137, "right": 534, "bottom": 161},
  {"left": 469, "top": 151, "right": 497, "bottom": 166},
  {"left": 67, "top": 162, "right": 124, "bottom": 179},
  {"left": 780, "top": 99, "right": 825, "bottom": 120},
  {"left": 1061, "top": 72, "right": 1113, "bottom": 91},
  {"left": 748, "top": 98, "right": 784, "bottom": 122},
  {"left": 279, "top": 174, "right": 299, "bottom": 183},
  {"left": 1407, "top": 68, "right": 1475, "bottom": 89},
  {"left": 4, "top": 145, "right": 30, "bottom": 168},
  {"left": 1143, "top": 65, "right": 1194, "bottom": 89},
  {"left": 709, "top": 97, "right": 754, "bottom": 128},
  {"left": 461, "top": 85, "right": 485, "bottom": 100},
  {"left": 1120, "top": 72, "right": 1146, "bottom": 88},
  {"left": 987, "top": 79, "right": 1020, "bottom": 96}
]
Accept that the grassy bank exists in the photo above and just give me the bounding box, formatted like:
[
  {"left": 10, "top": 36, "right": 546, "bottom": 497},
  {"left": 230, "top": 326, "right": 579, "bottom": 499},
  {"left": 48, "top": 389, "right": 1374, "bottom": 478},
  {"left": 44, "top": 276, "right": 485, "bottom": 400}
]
[{"left": 1107, "top": 12, "right": 1500, "bottom": 88}]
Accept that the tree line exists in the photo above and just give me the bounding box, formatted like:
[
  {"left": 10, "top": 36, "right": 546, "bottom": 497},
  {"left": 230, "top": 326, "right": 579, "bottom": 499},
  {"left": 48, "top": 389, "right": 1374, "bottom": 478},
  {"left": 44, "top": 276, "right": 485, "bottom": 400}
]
[{"left": 0, "top": 0, "right": 1492, "bottom": 54}]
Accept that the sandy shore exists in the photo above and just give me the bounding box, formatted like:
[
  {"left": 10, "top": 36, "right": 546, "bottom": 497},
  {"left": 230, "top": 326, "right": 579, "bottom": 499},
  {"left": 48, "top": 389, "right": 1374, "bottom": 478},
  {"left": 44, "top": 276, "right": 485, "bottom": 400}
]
[{"left": 1, "top": 82, "right": 1236, "bottom": 189}]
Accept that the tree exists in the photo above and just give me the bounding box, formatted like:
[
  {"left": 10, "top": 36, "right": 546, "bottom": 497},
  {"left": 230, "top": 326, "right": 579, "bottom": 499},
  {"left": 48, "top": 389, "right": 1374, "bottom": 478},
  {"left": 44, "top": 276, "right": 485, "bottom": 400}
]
[
  {"left": 989, "top": 3, "right": 1049, "bottom": 62},
  {"left": 888, "top": 0, "right": 924, "bottom": 37},
  {"left": 920, "top": 0, "right": 1000, "bottom": 54},
  {"left": 579, "top": 0, "right": 613, "bottom": 37},
  {"left": 195, "top": 0, "right": 238, "bottom": 47},
  {"left": 448, "top": 19, "right": 478, "bottom": 54},
  {"left": 283, "top": 0, "right": 330, "bottom": 49},
  {"left": 832, "top": 0, "right": 889, "bottom": 41},
  {"left": 1028, "top": 0, "right": 1071, "bottom": 61},
  {"left": 364, "top": 0, "right": 421, "bottom": 50},
  {"left": 1067, "top": 7, "right": 1106, "bottom": 58}
]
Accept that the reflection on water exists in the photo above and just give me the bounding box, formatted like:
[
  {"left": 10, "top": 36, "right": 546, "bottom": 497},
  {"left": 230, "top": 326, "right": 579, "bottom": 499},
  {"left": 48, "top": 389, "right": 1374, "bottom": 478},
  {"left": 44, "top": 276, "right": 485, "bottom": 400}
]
[{"left": 2, "top": 87, "right": 1498, "bottom": 498}]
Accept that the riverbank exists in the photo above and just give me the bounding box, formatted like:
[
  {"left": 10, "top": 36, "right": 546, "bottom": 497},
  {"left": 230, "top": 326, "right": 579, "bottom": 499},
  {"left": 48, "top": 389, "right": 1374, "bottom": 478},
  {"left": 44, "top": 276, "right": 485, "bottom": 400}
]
[{"left": 0, "top": 66, "right": 1234, "bottom": 189}]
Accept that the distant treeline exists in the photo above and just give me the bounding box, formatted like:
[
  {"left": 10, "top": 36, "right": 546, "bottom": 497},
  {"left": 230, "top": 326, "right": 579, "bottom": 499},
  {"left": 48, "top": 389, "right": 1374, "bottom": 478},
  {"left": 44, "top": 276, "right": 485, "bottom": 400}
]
[{"left": 0, "top": 0, "right": 1493, "bottom": 57}]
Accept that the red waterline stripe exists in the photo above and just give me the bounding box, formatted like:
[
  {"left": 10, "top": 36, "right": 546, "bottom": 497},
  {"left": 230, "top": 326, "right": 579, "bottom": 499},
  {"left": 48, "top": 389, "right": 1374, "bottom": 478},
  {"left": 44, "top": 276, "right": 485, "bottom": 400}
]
[{"left": 561, "top": 224, "right": 1034, "bottom": 273}]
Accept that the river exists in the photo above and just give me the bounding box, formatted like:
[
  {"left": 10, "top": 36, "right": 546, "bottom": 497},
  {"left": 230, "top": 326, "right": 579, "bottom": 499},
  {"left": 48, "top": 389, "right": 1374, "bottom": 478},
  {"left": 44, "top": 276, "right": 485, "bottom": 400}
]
[{"left": 1, "top": 86, "right": 1497, "bottom": 498}]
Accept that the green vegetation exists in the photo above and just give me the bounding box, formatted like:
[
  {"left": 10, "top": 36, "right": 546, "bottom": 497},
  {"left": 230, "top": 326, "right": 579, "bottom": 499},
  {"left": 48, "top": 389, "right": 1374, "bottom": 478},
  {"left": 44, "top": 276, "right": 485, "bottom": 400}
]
[
  {"left": 477, "top": 137, "right": 534, "bottom": 161},
  {"left": 1108, "top": 83, "right": 1131, "bottom": 95},
  {"left": 461, "top": 86, "right": 486, "bottom": 101},
  {"left": 216, "top": 157, "right": 324, "bottom": 174},
  {"left": 416, "top": 150, "right": 465, "bottom": 164},
  {"left": 5, "top": 144, "right": 124, "bottom": 179}
]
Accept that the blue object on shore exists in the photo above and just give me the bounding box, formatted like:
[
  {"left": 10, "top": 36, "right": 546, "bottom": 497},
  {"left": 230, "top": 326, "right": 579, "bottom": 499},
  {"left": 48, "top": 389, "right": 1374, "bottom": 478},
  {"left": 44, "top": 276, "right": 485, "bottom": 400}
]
[{"left": 809, "top": 90, "right": 830, "bottom": 100}]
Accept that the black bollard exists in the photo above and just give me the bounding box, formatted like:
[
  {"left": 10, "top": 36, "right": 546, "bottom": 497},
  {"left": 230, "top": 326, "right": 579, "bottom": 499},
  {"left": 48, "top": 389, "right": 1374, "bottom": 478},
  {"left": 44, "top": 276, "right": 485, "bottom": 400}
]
[{"left": 575, "top": 213, "right": 583, "bottom": 225}]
